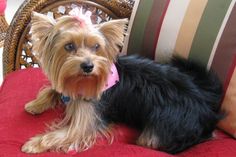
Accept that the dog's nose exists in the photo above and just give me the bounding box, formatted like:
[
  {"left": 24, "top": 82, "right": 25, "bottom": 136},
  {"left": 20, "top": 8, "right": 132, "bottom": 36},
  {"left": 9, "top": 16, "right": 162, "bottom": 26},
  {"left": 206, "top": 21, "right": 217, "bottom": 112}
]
[{"left": 80, "top": 62, "right": 94, "bottom": 73}]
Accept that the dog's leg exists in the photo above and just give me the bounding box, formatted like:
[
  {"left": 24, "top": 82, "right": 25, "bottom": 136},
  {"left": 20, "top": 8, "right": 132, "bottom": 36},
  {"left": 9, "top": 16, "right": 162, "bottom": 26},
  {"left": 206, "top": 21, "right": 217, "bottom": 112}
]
[
  {"left": 21, "top": 122, "right": 105, "bottom": 153},
  {"left": 21, "top": 127, "right": 70, "bottom": 153},
  {"left": 25, "top": 87, "right": 59, "bottom": 114},
  {"left": 136, "top": 128, "right": 160, "bottom": 149},
  {"left": 22, "top": 100, "right": 109, "bottom": 154}
]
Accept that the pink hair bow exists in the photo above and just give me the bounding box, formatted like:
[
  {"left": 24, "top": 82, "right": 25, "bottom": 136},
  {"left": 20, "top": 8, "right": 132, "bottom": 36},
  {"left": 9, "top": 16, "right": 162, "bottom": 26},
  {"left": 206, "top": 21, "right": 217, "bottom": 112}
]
[{"left": 69, "top": 7, "right": 92, "bottom": 27}]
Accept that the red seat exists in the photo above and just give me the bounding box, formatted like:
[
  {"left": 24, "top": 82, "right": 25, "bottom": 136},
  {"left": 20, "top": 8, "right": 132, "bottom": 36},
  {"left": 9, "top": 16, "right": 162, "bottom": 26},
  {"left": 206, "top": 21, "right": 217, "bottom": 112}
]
[{"left": 1, "top": 68, "right": 236, "bottom": 157}]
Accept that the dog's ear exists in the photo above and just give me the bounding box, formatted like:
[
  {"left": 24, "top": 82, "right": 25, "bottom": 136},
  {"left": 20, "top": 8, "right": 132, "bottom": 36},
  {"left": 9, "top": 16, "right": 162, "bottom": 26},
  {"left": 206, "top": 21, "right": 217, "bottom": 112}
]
[
  {"left": 30, "top": 12, "right": 55, "bottom": 40},
  {"left": 98, "top": 19, "right": 128, "bottom": 58},
  {"left": 30, "top": 12, "right": 56, "bottom": 62}
]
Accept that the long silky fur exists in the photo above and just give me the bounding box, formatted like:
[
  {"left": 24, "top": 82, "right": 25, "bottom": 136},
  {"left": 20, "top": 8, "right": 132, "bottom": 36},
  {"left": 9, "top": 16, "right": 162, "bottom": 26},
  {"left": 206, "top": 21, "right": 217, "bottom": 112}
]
[
  {"left": 22, "top": 13, "right": 123, "bottom": 154},
  {"left": 23, "top": 12, "right": 223, "bottom": 155},
  {"left": 48, "top": 100, "right": 112, "bottom": 152},
  {"left": 100, "top": 55, "right": 223, "bottom": 154}
]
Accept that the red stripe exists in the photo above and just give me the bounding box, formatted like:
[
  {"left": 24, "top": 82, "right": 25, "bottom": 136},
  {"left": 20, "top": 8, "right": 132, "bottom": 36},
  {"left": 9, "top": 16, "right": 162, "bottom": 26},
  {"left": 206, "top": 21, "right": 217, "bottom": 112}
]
[
  {"left": 223, "top": 54, "right": 236, "bottom": 92},
  {"left": 141, "top": 0, "right": 169, "bottom": 59},
  {"left": 211, "top": 4, "right": 236, "bottom": 83},
  {"left": 152, "top": 0, "right": 171, "bottom": 59}
]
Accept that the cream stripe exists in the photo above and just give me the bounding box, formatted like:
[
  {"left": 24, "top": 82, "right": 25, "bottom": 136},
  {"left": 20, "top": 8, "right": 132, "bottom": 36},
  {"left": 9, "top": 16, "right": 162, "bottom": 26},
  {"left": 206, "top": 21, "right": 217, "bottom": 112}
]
[
  {"left": 154, "top": 0, "right": 191, "bottom": 62},
  {"left": 207, "top": 0, "right": 236, "bottom": 69},
  {"left": 121, "top": 0, "right": 141, "bottom": 55},
  {"left": 174, "top": 0, "right": 208, "bottom": 59}
]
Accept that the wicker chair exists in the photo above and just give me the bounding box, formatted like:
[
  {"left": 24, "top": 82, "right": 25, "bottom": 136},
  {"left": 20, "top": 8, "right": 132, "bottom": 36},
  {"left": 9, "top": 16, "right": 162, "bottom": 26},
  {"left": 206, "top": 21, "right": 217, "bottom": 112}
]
[
  {"left": 0, "top": 0, "right": 8, "bottom": 48},
  {"left": 0, "top": 14, "right": 8, "bottom": 47},
  {"left": 2, "top": 0, "right": 134, "bottom": 77}
]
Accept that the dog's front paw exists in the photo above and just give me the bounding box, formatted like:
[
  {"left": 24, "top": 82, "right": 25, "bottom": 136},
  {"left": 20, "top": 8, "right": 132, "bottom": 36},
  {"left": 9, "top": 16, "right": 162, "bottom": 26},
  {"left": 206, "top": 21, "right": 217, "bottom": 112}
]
[
  {"left": 21, "top": 135, "right": 47, "bottom": 154},
  {"left": 24, "top": 101, "right": 46, "bottom": 115}
]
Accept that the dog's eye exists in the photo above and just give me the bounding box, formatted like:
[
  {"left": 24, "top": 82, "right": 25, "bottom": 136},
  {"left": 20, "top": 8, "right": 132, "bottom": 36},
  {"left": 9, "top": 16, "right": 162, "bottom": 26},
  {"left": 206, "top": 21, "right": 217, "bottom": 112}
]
[
  {"left": 91, "top": 43, "right": 100, "bottom": 51},
  {"left": 64, "top": 43, "right": 76, "bottom": 52}
]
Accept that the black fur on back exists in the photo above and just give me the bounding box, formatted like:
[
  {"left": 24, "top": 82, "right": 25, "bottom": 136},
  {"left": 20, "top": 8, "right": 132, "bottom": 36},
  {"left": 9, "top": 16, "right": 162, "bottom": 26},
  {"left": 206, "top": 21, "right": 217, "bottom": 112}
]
[{"left": 98, "top": 55, "right": 223, "bottom": 154}]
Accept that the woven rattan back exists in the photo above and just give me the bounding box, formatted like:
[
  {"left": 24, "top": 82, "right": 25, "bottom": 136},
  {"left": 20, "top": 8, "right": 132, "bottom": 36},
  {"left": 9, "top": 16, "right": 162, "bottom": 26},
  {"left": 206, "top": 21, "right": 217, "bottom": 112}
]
[
  {"left": 3, "top": 0, "right": 134, "bottom": 76},
  {"left": 0, "top": 15, "right": 8, "bottom": 47}
]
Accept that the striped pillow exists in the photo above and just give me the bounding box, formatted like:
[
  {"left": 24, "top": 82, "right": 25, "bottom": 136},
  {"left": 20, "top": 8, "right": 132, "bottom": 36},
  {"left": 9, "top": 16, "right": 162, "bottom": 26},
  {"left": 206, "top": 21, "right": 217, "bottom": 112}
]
[{"left": 123, "top": 0, "right": 236, "bottom": 138}]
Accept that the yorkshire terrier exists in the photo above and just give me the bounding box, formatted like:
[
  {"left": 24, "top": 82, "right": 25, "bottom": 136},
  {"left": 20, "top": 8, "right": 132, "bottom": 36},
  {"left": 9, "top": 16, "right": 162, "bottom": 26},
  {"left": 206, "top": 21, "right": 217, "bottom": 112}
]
[{"left": 21, "top": 9, "right": 223, "bottom": 154}]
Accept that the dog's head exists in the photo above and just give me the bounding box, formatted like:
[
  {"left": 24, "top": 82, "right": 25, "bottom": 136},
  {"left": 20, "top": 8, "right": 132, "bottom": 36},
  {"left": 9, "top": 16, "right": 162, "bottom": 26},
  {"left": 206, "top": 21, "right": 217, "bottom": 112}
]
[{"left": 30, "top": 11, "right": 127, "bottom": 99}]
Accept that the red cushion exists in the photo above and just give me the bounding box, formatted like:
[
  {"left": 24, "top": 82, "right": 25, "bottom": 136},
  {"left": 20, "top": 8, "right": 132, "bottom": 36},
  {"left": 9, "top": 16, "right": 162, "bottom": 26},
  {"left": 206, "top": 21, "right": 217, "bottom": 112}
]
[
  {"left": 0, "top": 0, "right": 6, "bottom": 15},
  {"left": 0, "top": 68, "right": 236, "bottom": 157}
]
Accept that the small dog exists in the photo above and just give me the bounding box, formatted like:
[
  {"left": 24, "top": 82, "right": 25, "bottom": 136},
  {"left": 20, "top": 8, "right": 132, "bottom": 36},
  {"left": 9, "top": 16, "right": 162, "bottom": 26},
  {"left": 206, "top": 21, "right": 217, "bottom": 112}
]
[{"left": 21, "top": 9, "right": 223, "bottom": 154}]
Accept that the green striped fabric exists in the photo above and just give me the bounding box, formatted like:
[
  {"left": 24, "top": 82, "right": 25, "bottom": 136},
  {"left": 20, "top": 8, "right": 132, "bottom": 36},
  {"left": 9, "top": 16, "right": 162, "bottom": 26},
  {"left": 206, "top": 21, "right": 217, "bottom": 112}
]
[
  {"left": 127, "top": 0, "right": 154, "bottom": 55},
  {"left": 123, "top": 0, "right": 236, "bottom": 138},
  {"left": 188, "top": 0, "right": 232, "bottom": 67}
]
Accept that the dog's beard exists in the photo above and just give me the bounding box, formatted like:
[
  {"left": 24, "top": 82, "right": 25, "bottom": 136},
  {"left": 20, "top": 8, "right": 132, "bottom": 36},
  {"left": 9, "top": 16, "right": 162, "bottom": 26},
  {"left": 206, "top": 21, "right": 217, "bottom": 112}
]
[
  {"left": 63, "top": 75, "right": 99, "bottom": 99},
  {"left": 55, "top": 56, "right": 110, "bottom": 100}
]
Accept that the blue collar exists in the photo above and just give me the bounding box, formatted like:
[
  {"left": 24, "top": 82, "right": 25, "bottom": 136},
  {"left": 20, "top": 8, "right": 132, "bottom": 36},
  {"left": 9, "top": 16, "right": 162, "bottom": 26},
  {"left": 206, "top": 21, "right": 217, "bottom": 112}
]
[{"left": 61, "top": 95, "right": 71, "bottom": 105}]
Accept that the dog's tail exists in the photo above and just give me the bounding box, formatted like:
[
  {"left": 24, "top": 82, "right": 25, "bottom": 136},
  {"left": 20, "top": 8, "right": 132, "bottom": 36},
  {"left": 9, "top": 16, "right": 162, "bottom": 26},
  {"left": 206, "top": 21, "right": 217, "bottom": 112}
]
[{"left": 162, "top": 56, "right": 224, "bottom": 154}]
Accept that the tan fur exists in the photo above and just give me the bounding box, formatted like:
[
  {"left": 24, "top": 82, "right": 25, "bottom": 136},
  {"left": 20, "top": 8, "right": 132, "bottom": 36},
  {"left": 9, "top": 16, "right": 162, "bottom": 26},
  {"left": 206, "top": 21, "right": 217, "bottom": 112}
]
[
  {"left": 25, "top": 87, "right": 59, "bottom": 114},
  {"left": 97, "top": 19, "right": 128, "bottom": 61},
  {"left": 136, "top": 129, "right": 160, "bottom": 149},
  {"left": 22, "top": 12, "right": 127, "bottom": 153},
  {"left": 22, "top": 100, "right": 112, "bottom": 153},
  {"left": 56, "top": 54, "right": 110, "bottom": 99}
]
